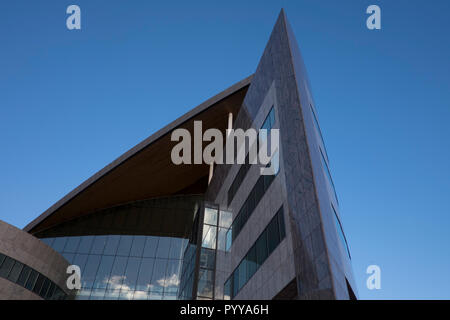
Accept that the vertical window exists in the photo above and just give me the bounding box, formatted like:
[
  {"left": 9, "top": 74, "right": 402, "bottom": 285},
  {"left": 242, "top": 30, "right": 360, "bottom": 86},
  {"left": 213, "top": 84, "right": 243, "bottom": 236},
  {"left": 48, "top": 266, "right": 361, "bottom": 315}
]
[{"left": 256, "top": 231, "right": 268, "bottom": 267}]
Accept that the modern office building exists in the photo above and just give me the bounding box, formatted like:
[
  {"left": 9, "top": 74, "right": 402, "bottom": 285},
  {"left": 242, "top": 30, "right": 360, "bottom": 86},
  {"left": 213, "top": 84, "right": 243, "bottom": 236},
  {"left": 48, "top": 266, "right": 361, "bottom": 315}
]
[{"left": 1, "top": 10, "right": 357, "bottom": 300}]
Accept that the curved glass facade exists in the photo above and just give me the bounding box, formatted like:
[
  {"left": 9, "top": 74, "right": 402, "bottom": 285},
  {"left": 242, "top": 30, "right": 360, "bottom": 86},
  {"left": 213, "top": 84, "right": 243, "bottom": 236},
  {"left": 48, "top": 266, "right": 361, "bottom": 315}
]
[{"left": 42, "top": 235, "right": 187, "bottom": 300}]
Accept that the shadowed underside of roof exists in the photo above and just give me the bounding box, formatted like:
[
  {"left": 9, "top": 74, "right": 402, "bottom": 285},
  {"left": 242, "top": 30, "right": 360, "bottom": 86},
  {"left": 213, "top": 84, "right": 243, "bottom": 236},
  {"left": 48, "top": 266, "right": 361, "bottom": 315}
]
[{"left": 25, "top": 75, "right": 253, "bottom": 235}]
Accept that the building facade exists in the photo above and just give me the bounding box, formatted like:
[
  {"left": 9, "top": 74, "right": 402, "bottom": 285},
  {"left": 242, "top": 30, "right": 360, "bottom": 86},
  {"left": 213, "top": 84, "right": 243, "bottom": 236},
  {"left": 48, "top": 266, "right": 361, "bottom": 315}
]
[{"left": 3, "top": 10, "right": 357, "bottom": 300}]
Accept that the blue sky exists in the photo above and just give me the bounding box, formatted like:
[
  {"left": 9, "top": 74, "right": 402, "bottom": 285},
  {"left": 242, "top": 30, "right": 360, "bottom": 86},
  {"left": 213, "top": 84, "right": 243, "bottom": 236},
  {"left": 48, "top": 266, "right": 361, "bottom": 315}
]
[{"left": 1, "top": 1, "right": 449, "bottom": 299}]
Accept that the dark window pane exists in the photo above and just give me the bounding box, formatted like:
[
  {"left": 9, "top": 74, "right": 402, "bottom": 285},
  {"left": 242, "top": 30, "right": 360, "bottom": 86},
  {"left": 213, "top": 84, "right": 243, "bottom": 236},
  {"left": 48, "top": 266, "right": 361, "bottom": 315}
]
[
  {"left": 39, "top": 277, "right": 51, "bottom": 298},
  {"left": 238, "top": 259, "right": 247, "bottom": 290},
  {"left": 247, "top": 245, "right": 257, "bottom": 279},
  {"left": 17, "top": 265, "right": 31, "bottom": 287},
  {"left": 256, "top": 231, "right": 268, "bottom": 266},
  {"left": 143, "top": 236, "right": 158, "bottom": 258},
  {"left": 91, "top": 236, "right": 108, "bottom": 255},
  {"left": 267, "top": 215, "right": 280, "bottom": 254},
  {"left": 52, "top": 237, "right": 67, "bottom": 252},
  {"left": 63, "top": 237, "right": 81, "bottom": 253},
  {"left": 77, "top": 236, "right": 94, "bottom": 254},
  {"left": 107, "top": 256, "right": 128, "bottom": 291},
  {"left": 103, "top": 235, "right": 120, "bottom": 255},
  {"left": 25, "top": 270, "right": 38, "bottom": 290},
  {"left": 136, "top": 258, "right": 154, "bottom": 291},
  {"left": 45, "top": 282, "right": 55, "bottom": 300},
  {"left": 0, "top": 256, "right": 14, "bottom": 278},
  {"left": 32, "top": 274, "right": 45, "bottom": 294},
  {"left": 122, "top": 257, "right": 141, "bottom": 291},
  {"left": 156, "top": 237, "right": 171, "bottom": 258},
  {"left": 232, "top": 271, "right": 239, "bottom": 298},
  {"left": 7, "top": 261, "right": 23, "bottom": 283},
  {"left": 93, "top": 255, "right": 115, "bottom": 289},
  {"left": 0, "top": 253, "right": 5, "bottom": 266},
  {"left": 278, "top": 208, "right": 286, "bottom": 240},
  {"left": 130, "top": 236, "right": 146, "bottom": 257},
  {"left": 116, "top": 235, "right": 133, "bottom": 256}
]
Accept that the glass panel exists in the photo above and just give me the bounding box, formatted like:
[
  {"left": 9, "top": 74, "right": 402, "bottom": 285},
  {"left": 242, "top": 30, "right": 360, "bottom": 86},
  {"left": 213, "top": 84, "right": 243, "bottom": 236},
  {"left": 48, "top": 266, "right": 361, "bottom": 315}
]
[
  {"left": 76, "top": 288, "right": 91, "bottom": 300},
  {"left": 156, "top": 237, "right": 170, "bottom": 259},
  {"left": 40, "top": 238, "right": 55, "bottom": 247},
  {"left": 238, "top": 259, "right": 247, "bottom": 290},
  {"left": 52, "top": 237, "right": 68, "bottom": 252},
  {"left": 168, "top": 238, "right": 184, "bottom": 260},
  {"left": 200, "top": 248, "right": 215, "bottom": 270},
  {"left": 32, "top": 274, "right": 45, "bottom": 294},
  {"left": 130, "top": 236, "right": 146, "bottom": 257},
  {"left": 256, "top": 231, "right": 268, "bottom": 267},
  {"left": 107, "top": 256, "right": 128, "bottom": 291},
  {"left": 197, "top": 269, "right": 213, "bottom": 298},
  {"left": 219, "top": 210, "right": 232, "bottom": 228},
  {"left": 7, "top": 261, "right": 23, "bottom": 283},
  {"left": 225, "top": 228, "right": 232, "bottom": 252},
  {"left": 0, "top": 253, "right": 5, "bottom": 266},
  {"left": 267, "top": 215, "right": 280, "bottom": 254},
  {"left": 232, "top": 271, "right": 238, "bottom": 298},
  {"left": 25, "top": 269, "right": 38, "bottom": 290},
  {"left": 224, "top": 278, "right": 231, "bottom": 300},
  {"left": 45, "top": 283, "right": 55, "bottom": 300},
  {"left": 82, "top": 255, "right": 101, "bottom": 289},
  {"left": 217, "top": 227, "right": 228, "bottom": 252},
  {"left": 122, "top": 257, "right": 141, "bottom": 292},
  {"left": 164, "top": 259, "right": 181, "bottom": 295},
  {"left": 247, "top": 245, "right": 257, "bottom": 279},
  {"left": 89, "top": 289, "right": 106, "bottom": 300},
  {"left": 77, "top": 236, "right": 94, "bottom": 254},
  {"left": 116, "top": 235, "right": 133, "bottom": 256},
  {"left": 39, "top": 277, "right": 51, "bottom": 298},
  {"left": 103, "top": 235, "right": 120, "bottom": 256},
  {"left": 150, "top": 259, "right": 167, "bottom": 294},
  {"left": 91, "top": 236, "right": 108, "bottom": 255},
  {"left": 132, "top": 290, "right": 149, "bottom": 300},
  {"left": 104, "top": 289, "right": 120, "bottom": 300},
  {"left": 202, "top": 225, "right": 217, "bottom": 249},
  {"left": 143, "top": 236, "right": 158, "bottom": 258},
  {"left": 62, "top": 252, "right": 75, "bottom": 263},
  {"left": 93, "top": 255, "right": 115, "bottom": 289},
  {"left": 204, "top": 207, "right": 218, "bottom": 225},
  {"left": 17, "top": 265, "right": 31, "bottom": 287},
  {"left": 135, "top": 258, "right": 154, "bottom": 291},
  {"left": 63, "top": 237, "right": 81, "bottom": 253},
  {"left": 0, "top": 256, "right": 14, "bottom": 278},
  {"left": 72, "top": 253, "right": 89, "bottom": 272}
]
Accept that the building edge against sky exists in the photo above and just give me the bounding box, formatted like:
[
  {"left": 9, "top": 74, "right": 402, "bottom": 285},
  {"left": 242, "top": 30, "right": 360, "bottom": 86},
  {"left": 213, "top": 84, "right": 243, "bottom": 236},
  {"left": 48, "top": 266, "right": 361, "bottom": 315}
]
[{"left": 0, "top": 9, "right": 357, "bottom": 300}]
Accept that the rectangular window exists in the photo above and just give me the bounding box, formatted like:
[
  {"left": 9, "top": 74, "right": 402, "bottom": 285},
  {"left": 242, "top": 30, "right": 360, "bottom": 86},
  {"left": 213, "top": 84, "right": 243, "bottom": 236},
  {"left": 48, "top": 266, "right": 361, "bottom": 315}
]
[
  {"left": 226, "top": 206, "right": 285, "bottom": 299},
  {"left": 7, "top": 261, "right": 24, "bottom": 283},
  {"left": 224, "top": 278, "right": 231, "bottom": 300},
  {"left": 0, "top": 256, "right": 14, "bottom": 278},
  {"left": 267, "top": 215, "right": 280, "bottom": 254},
  {"left": 227, "top": 106, "right": 276, "bottom": 206}
]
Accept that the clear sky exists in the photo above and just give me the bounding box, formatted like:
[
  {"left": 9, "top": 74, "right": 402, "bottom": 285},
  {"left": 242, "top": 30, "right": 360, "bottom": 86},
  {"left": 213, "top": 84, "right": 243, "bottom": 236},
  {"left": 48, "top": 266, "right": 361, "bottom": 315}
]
[{"left": 1, "top": 0, "right": 449, "bottom": 300}]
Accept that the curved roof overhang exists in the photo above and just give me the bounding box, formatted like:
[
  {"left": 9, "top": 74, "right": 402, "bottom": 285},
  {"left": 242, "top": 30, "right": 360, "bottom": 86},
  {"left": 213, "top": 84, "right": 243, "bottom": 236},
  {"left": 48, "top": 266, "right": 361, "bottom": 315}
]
[{"left": 24, "top": 75, "right": 252, "bottom": 235}]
